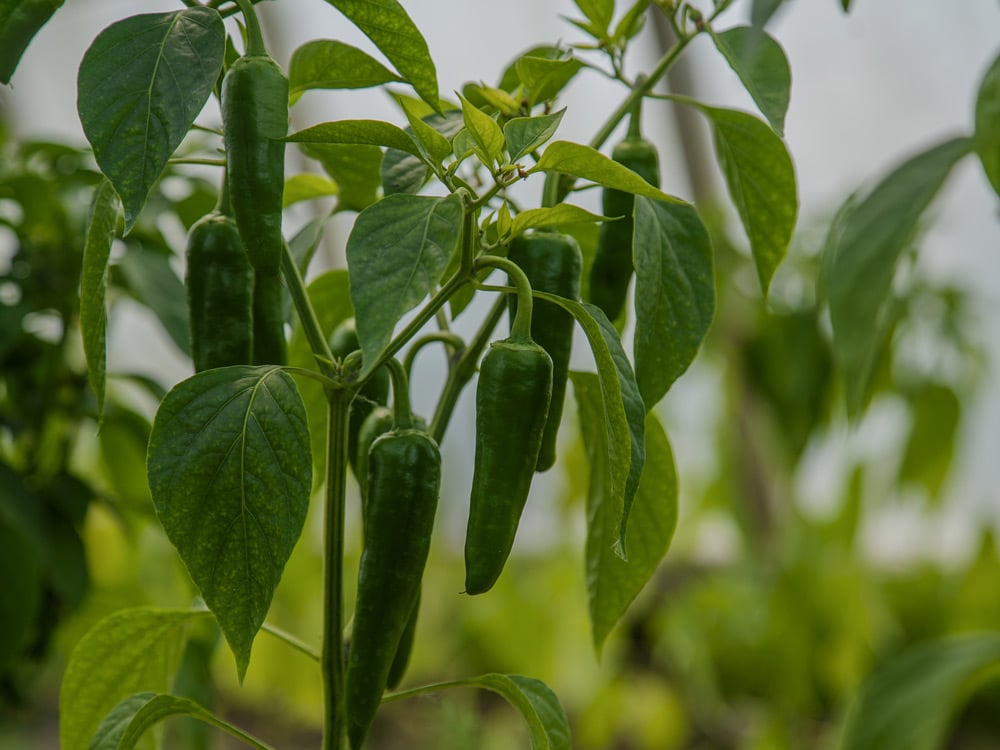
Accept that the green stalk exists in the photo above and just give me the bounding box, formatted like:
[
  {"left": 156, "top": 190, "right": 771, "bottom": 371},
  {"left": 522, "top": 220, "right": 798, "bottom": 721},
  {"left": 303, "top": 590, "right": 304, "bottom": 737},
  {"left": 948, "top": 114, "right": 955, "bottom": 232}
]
[
  {"left": 281, "top": 243, "right": 336, "bottom": 378},
  {"left": 473, "top": 256, "right": 533, "bottom": 341},
  {"left": 232, "top": 0, "right": 267, "bottom": 57},
  {"left": 384, "top": 358, "right": 413, "bottom": 429},
  {"left": 321, "top": 392, "right": 350, "bottom": 750}
]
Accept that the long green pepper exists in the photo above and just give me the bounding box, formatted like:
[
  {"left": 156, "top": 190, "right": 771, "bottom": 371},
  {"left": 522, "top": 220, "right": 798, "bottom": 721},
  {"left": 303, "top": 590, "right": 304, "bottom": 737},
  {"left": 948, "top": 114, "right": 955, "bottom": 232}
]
[
  {"left": 222, "top": 0, "right": 288, "bottom": 365},
  {"left": 507, "top": 231, "right": 581, "bottom": 472}
]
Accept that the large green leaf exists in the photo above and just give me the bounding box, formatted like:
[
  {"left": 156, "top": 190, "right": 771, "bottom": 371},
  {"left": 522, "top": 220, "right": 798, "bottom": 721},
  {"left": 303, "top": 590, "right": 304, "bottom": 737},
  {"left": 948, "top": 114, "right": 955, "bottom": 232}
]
[
  {"left": 678, "top": 100, "right": 797, "bottom": 294},
  {"left": 0, "top": 0, "right": 65, "bottom": 84},
  {"left": 59, "top": 608, "right": 210, "bottom": 750},
  {"left": 824, "top": 137, "right": 971, "bottom": 416},
  {"left": 321, "top": 0, "right": 438, "bottom": 109},
  {"left": 302, "top": 142, "right": 383, "bottom": 212},
  {"left": 80, "top": 179, "right": 119, "bottom": 419},
  {"left": 288, "top": 39, "right": 402, "bottom": 104},
  {"left": 840, "top": 634, "right": 1000, "bottom": 750},
  {"left": 146, "top": 367, "right": 312, "bottom": 681},
  {"left": 710, "top": 26, "right": 791, "bottom": 136},
  {"left": 573, "top": 380, "right": 678, "bottom": 652},
  {"left": 531, "top": 141, "right": 682, "bottom": 203},
  {"left": 632, "top": 197, "right": 715, "bottom": 410},
  {"left": 974, "top": 51, "right": 1000, "bottom": 198},
  {"left": 347, "top": 193, "right": 464, "bottom": 376},
  {"left": 90, "top": 692, "right": 273, "bottom": 750},
  {"left": 286, "top": 119, "right": 420, "bottom": 157},
  {"left": 77, "top": 9, "right": 224, "bottom": 232}
]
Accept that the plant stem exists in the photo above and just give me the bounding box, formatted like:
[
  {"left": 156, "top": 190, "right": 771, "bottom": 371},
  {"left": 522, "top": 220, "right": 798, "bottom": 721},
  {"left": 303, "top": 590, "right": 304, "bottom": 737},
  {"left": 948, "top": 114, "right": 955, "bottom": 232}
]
[
  {"left": 261, "top": 622, "right": 321, "bottom": 662},
  {"left": 474, "top": 256, "right": 533, "bottom": 341},
  {"left": 281, "top": 243, "right": 337, "bottom": 378},
  {"left": 232, "top": 0, "right": 267, "bottom": 57},
  {"left": 321, "top": 392, "right": 350, "bottom": 750}
]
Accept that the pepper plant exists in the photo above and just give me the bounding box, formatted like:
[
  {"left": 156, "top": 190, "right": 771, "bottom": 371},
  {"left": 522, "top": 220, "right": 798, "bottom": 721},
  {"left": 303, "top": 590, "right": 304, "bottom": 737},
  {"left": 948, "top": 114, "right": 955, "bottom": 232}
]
[{"left": 2, "top": 0, "right": 998, "bottom": 748}]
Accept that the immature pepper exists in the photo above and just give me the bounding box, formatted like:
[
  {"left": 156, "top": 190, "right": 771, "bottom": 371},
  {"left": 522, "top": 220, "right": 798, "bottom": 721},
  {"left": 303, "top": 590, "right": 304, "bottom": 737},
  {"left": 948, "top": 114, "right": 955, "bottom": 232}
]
[
  {"left": 464, "top": 258, "right": 553, "bottom": 595},
  {"left": 221, "top": 0, "right": 288, "bottom": 364}
]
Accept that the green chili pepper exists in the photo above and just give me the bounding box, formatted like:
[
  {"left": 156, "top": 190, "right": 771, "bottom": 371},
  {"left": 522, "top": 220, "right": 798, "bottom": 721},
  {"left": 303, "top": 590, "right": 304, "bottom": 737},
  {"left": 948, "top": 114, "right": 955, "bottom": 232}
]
[
  {"left": 185, "top": 181, "right": 253, "bottom": 373},
  {"left": 507, "top": 231, "right": 581, "bottom": 472},
  {"left": 590, "top": 111, "right": 660, "bottom": 323},
  {"left": 330, "top": 317, "right": 391, "bottom": 482},
  {"left": 465, "top": 258, "right": 553, "bottom": 595},
  {"left": 222, "top": 0, "right": 287, "bottom": 364},
  {"left": 347, "top": 361, "right": 440, "bottom": 750}
]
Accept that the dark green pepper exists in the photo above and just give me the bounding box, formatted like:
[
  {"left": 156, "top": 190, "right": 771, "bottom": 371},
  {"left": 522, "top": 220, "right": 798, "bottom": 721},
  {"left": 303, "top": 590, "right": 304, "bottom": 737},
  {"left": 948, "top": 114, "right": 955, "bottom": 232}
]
[
  {"left": 347, "top": 361, "right": 440, "bottom": 750},
  {"left": 185, "top": 184, "right": 253, "bottom": 373},
  {"left": 221, "top": 0, "right": 287, "bottom": 364},
  {"left": 590, "top": 114, "right": 660, "bottom": 323},
  {"left": 507, "top": 231, "right": 581, "bottom": 472}
]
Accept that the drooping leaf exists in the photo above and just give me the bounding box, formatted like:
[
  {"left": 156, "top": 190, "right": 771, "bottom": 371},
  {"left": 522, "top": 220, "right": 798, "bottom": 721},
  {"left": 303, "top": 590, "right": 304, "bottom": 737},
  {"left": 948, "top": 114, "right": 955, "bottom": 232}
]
[
  {"left": 90, "top": 692, "right": 273, "bottom": 750},
  {"left": 573, "top": 381, "right": 678, "bottom": 652},
  {"left": 675, "top": 98, "right": 797, "bottom": 293},
  {"left": 973, "top": 51, "right": 1000, "bottom": 198},
  {"left": 302, "top": 142, "right": 383, "bottom": 212},
  {"left": 59, "top": 608, "right": 211, "bottom": 750},
  {"left": 824, "top": 137, "right": 971, "bottom": 416},
  {"left": 80, "top": 179, "right": 119, "bottom": 419},
  {"left": 840, "top": 634, "right": 1000, "bottom": 750},
  {"left": 710, "top": 26, "right": 791, "bottom": 135},
  {"left": 288, "top": 39, "right": 402, "bottom": 104},
  {"left": 0, "top": 0, "right": 65, "bottom": 84},
  {"left": 286, "top": 119, "right": 420, "bottom": 157},
  {"left": 504, "top": 109, "right": 565, "bottom": 162},
  {"left": 459, "top": 93, "right": 505, "bottom": 165},
  {"left": 470, "top": 674, "right": 572, "bottom": 750},
  {"left": 510, "top": 204, "right": 610, "bottom": 237},
  {"left": 347, "top": 193, "right": 464, "bottom": 376},
  {"left": 146, "top": 367, "right": 311, "bottom": 681},
  {"left": 77, "top": 8, "right": 224, "bottom": 232},
  {"left": 632, "top": 197, "right": 715, "bottom": 410},
  {"left": 537, "top": 295, "right": 644, "bottom": 554},
  {"left": 531, "top": 140, "right": 682, "bottom": 203},
  {"left": 321, "top": 0, "right": 438, "bottom": 109}
]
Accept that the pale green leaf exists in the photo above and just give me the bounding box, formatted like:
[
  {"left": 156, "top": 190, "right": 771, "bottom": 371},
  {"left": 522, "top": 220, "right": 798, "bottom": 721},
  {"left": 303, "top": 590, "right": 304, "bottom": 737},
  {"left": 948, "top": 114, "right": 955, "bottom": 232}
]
[
  {"left": 710, "top": 26, "right": 791, "bottom": 135},
  {"left": 286, "top": 119, "right": 420, "bottom": 157},
  {"left": 531, "top": 140, "right": 682, "bottom": 203},
  {"left": 510, "top": 204, "right": 610, "bottom": 237},
  {"left": 472, "top": 674, "right": 572, "bottom": 750},
  {"left": 321, "top": 0, "right": 438, "bottom": 109},
  {"left": 632, "top": 197, "right": 715, "bottom": 410},
  {"left": 282, "top": 173, "right": 337, "bottom": 207},
  {"left": 459, "top": 93, "right": 505, "bottom": 165},
  {"left": 573, "top": 0, "right": 614, "bottom": 34},
  {"left": 399, "top": 96, "right": 453, "bottom": 165},
  {"left": 612, "top": 0, "right": 649, "bottom": 43},
  {"left": 59, "top": 608, "right": 210, "bottom": 750},
  {"left": 348, "top": 193, "right": 464, "bottom": 376},
  {"left": 80, "top": 179, "right": 119, "bottom": 420},
  {"left": 504, "top": 108, "right": 565, "bottom": 162},
  {"left": 288, "top": 39, "right": 401, "bottom": 104},
  {"left": 974, "top": 51, "right": 1000, "bottom": 198},
  {"left": 147, "top": 367, "right": 312, "bottom": 681},
  {"left": 77, "top": 9, "right": 224, "bottom": 232},
  {"left": 824, "top": 137, "right": 971, "bottom": 416},
  {"left": 516, "top": 55, "right": 585, "bottom": 106}
]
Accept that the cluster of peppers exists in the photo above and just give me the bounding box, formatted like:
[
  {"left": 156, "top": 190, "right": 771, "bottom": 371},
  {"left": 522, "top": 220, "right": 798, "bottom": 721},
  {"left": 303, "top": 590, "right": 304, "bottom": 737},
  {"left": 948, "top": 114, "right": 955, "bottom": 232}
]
[{"left": 181, "top": 1, "right": 659, "bottom": 743}]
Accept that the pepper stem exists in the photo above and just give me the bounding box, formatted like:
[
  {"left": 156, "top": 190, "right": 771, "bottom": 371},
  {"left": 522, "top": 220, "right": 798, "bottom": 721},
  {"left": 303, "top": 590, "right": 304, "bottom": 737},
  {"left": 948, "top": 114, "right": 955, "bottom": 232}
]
[
  {"left": 385, "top": 358, "right": 414, "bottom": 430},
  {"left": 626, "top": 76, "right": 646, "bottom": 139},
  {"left": 474, "top": 255, "right": 534, "bottom": 342},
  {"left": 232, "top": 0, "right": 268, "bottom": 57}
]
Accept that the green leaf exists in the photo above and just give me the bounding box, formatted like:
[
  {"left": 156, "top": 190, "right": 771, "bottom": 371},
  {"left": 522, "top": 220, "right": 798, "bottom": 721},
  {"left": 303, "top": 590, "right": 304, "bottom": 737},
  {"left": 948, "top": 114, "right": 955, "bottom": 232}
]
[
  {"left": 59, "top": 608, "right": 210, "bottom": 750},
  {"left": 504, "top": 108, "right": 565, "bottom": 162},
  {"left": 90, "top": 692, "right": 274, "bottom": 750},
  {"left": 898, "top": 383, "right": 960, "bottom": 500},
  {"left": 841, "top": 0, "right": 853, "bottom": 11},
  {"left": 572, "top": 0, "right": 614, "bottom": 35},
  {"left": 146, "top": 367, "right": 312, "bottom": 681},
  {"left": 348, "top": 193, "right": 464, "bottom": 376},
  {"left": 459, "top": 93, "right": 505, "bottom": 165},
  {"left": 678, "top": 99, "right": 797, "bottom": 293},
  {"left": 531, "top": 140, "right": 682, "bottom": 203},
  {"left": 282, "top": 173, "right": 338, "bottom": 208},
  {"left": 302, "top": 142, "right": 383, "bottom": 212},
  {"left": 516, "top": 55, "right": 585, "bottom": 107},
  {"left": 0, "top": 0, "right": 65, "bottom": 84},
  {"left": 0, "top": 465, "right": 43, "bottom": 676},
  {"left": 974, "top": 51, "right": 1000, "bottom": 198},
  {"left": 824, "top": 137, "right": 971, "bottom": 417},
  {"left": 574, "top": 387, "right": 678, "bottom": 652},
  {"left": 80, "top": 179, "right": 119, "bottom": 420},
  {"left": 77, "top": 9, "right": 224, "bottom": 233},
  {"left": 399, "top": 96, "right": 453, "bottom": 164},
  {"left": 612, "top": 0, "right": 649, "bottom": 43},
  {"left": 840, "top": 634, "right": 1000, "bottom": 750},
  {"left": 510, "top": 204, "right": 610, "bottom": 236},
  {"left": 321, "top": 0, "right": 439, "bottom": 110},
  {"left": 115, "top": 244, "right": 191, "bottom": 357},
  {"left": 710, "top": 26, "right": 791, "bottom": 136},
  {"left": 381, "top": 110, "right": 464, "bottom": 195},
  {"left": 287, "top": 270, "right": 353, "bottom": 491},
  {"left": 471, "top": 675, "right": 572, "bottom": 750},
  {"left": 632, "top": 197, "right": 715, "bottom": 410},
  {"left": 539, "top": 296, "right": 645, "bottom": 554},
  {"left": 286, "top": 119, "right": 420, "bottom": 157},
  {"left": 288, "top": 39, "right": 402, "bottom": 104},
  {"left": 750, "top": 0, "right": 787, "bottom": 27}
]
